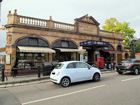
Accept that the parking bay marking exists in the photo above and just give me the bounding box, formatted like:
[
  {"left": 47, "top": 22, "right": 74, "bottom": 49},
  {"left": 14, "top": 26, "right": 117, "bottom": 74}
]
[
  {"left": 121, "top": 76, "right": 140, "bottom": 82},
  {"left": 22, "top": 84, "right": 106, "bottom": 105}
]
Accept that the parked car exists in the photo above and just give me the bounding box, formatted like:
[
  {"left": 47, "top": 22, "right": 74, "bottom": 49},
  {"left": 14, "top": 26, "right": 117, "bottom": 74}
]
[
  {"left": 50, "top": 61, "right": 101, "bottom": 87},
  {"left": 116, "top": 59, "right": 140, "bottom": 75},
  {"left": 42, "top": 62, "right": 58, "bottom": 76}
]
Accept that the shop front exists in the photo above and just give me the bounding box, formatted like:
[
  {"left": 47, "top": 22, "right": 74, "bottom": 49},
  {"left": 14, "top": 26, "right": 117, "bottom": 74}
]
[
  {"left": 52, "top": 40, "right": 79, "bottom": 62},
  {"left": 80, "top": 40, "right": 123, "bottom": 64},
  {"left": 14, "top": 37, "right": 55, "bottom": 71}
]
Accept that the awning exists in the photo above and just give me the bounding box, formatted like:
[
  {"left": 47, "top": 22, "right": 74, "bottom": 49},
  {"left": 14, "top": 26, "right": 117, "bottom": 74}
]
[
  {"left": 0, "top": 47, "right": 6, "bottom": 52},
  {"left": 102, "top": 50, "right": 122, "bottom": 54},
  {"left": 18, "top": 46, "right": 55, "bottom": 53},
  {"left": 56, "top": 48, "right": 79, "bottom": 52}
]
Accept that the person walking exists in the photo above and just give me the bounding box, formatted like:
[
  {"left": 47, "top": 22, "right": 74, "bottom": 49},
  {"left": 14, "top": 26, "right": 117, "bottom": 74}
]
[{"left": 13, "top": 68, "right": 18, "bottom": 78}]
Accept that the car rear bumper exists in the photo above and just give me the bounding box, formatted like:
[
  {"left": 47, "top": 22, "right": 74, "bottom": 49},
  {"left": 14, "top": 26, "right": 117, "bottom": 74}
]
[
  {"left": 50, "top": 75, "right": 61, "bottom": 84},
  {"left": 116, "top": 68, "right": 133, "bottom": 73}
]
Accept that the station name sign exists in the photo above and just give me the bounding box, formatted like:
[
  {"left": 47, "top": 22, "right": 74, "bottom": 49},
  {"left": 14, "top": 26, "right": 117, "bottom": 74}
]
[{"left": 80, "top": 40, "right": 109, "bottom": 46}]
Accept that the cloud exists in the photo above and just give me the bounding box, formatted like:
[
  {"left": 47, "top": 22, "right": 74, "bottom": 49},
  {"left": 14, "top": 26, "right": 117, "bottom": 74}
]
[{"left": 0, "top": 0, "right": 140, "bottom": 48}]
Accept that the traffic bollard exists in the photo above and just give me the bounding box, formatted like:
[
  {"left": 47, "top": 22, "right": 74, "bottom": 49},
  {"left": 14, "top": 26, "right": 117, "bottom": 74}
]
[
  {"left": 1, "top": 68, "right": 5, "bottom": 82},
  {"left": 38, "top": 66, "right": 40, "bottom": 78}
]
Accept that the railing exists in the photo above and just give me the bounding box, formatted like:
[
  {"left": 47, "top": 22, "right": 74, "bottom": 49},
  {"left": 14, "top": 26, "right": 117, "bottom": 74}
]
[
  {"left": 17, "top": 15, "right": 48, "bottom": 27},
  {"left": 88, "top": 61, "right": 116, "bottom": 70},
  {"left": 14, "top": 15, "right": 75, "bottom": 32},
  {"left": 53, "top": 21, "right": 75, "bottom": 31},
  {"left": 99, "top": 30, "right": 123, "bottom": 39}
]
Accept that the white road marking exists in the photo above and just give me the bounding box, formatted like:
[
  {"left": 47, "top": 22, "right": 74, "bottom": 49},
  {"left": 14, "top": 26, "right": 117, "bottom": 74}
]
[
  {"left": 121, "top": 76, "right": 140, "bottom": 82},
  {"left": 22, "top": 84, "right": 106, "bottom": 105}
]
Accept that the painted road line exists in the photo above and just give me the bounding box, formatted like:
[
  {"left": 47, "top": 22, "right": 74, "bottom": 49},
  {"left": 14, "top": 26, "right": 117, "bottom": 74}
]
[
  {"left": 22, "top": 84, "right": 106, "bottom": 105},
  {"left": 121, "top": 76, "right": 140, "bottom": 82},
  {"left": 0, "top": 87, "right": 7, "bottom": 90}
]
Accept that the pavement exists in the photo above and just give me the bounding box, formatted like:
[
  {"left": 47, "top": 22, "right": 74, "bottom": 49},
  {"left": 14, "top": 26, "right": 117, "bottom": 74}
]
[{"left": 0, "top": 69, "right": 116, "bottom": 88}]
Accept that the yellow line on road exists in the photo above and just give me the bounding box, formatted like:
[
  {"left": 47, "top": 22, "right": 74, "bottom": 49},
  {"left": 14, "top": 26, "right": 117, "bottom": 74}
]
[{"left": 0, "top": 88, "right": 7, "bottom": 90}]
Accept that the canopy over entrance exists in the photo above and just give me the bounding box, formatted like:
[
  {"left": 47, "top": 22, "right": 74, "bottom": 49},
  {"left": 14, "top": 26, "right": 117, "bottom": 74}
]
[
  {"left": 102, "top": 50, "right": 122, "bottom": 54},
  {"left": 55, "top": 48, "right": 79, "bottom": 52}
]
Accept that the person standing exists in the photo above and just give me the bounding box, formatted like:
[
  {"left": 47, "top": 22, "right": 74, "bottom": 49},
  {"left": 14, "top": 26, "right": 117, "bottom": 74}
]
[{"left": 13, "top": 68, "right": 18, "bottom": 78}]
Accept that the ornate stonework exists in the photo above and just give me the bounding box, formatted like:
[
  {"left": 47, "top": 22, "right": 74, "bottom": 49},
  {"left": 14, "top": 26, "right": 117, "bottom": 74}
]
[{"left": 6, "top": 35, "right": 12, "bottom": 44}]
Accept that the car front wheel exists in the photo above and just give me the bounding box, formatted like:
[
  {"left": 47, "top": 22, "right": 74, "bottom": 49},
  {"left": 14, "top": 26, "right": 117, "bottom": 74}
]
[
  {"left": 61, "top": 77, "right": 70, "bottom": 87},
  {"left": 93, "top": 73, "right": 100, "bottom": 82},
  {"left": 134, "top": 67, "right": 139, "bottom": 75}
]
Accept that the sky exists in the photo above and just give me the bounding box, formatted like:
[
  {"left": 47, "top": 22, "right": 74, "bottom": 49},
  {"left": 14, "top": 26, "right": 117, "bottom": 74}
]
[{"left": 0, "top": 0, "right": 140, "bottom": 50}]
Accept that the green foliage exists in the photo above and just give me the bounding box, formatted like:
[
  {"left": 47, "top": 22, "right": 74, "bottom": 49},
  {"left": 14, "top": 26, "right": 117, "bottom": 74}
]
[
  {"left": 135, "top": 43, "right": 140, "bottom": 53},
  {"left": 102, "top": 18, "right": 135, "bottom": 46}
]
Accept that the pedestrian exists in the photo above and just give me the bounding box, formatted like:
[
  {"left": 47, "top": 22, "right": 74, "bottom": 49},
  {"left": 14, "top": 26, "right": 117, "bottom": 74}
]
[
  {"left": 13, "top": 68, "right": 18, "bottom": 78},
  {"left": 106, "top": 57, "right": 110, "bottom": 69},
  {"left": 111, "top": 59, "right": 114, "bottom": 70},
  {"left": 13, "top": 69, "right": 18, "bottom": 77}
]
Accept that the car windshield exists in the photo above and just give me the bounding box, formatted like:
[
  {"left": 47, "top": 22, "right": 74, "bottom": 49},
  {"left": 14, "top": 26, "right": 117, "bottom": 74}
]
[
  {"left": 55, "top": 63, "right": 63, "bottom": 69},
  {"left": 120, "top": 60, "right": 132, "bottom": 63}
]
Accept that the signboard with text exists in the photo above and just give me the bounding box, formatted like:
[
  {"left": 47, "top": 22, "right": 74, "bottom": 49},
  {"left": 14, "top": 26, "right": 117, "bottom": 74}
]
[{"left": 80, "top": 40, "right": 109, "bottom": 47}]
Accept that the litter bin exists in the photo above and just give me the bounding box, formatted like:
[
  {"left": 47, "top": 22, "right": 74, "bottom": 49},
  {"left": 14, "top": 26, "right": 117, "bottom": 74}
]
[{"left": 42, "top": 62, "right": 53, "bottom": 76}]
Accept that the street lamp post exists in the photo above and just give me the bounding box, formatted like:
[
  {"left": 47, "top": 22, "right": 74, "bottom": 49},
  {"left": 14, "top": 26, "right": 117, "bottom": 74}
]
[
  {"left": 131, "top": 40, "right": 136, "bottom": 58},
  {"left": 0, "top": 0, "right": 3, "bottom": 24}
]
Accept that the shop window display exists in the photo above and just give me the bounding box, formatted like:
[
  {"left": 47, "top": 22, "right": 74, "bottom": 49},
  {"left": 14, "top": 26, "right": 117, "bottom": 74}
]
[
  {"left": 16, "top": 37, "right": 50, "bottom": 70},
  {"left": 17, "top": 53, "right": 46, "bottom": 70}
]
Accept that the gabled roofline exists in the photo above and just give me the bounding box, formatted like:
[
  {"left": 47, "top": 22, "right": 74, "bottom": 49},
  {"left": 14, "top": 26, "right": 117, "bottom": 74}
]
[{"left": 75, "top": 14, "right": 100, "bottom": 26}]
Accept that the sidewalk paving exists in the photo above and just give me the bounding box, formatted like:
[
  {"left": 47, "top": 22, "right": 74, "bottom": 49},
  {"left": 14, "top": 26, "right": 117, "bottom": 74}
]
[{"left": 0, "top": 69, "right": 116, "bottom": 88}]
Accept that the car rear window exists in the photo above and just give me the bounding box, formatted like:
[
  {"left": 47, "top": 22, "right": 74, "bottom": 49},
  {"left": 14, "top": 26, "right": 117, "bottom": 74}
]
[{"left": 55, "top": 63, "right": 63, "bottom": 69}]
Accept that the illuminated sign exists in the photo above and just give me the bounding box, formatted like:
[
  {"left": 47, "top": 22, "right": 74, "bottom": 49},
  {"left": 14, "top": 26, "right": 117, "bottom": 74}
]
[{"left": 80, "top": 40, "right": 109, "bottom": 46}]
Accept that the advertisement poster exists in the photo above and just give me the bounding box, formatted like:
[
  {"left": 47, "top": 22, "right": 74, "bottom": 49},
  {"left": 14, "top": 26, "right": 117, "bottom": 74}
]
[{"left": 6, "top": 54, "right": 11, "bottom": 64}]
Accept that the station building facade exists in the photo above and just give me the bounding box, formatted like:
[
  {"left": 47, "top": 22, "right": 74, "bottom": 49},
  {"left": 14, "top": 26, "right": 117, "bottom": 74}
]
[{"left": 4, "top": 10, "right": 130, "bottom": 75}]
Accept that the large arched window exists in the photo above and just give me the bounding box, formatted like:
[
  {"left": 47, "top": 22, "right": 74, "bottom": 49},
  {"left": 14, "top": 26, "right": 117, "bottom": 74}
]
[
  {"left": 117, "top": 45, "right": 122, "bottom": 51},
  {"left": 101, "top": 44, "right": 115, "bottom": 50},
  {"left": 53, "top": 40, "right": 77, "bottom": 49},
  {"left": 17, "top": 37, "right": 49, "bottom": 47}
]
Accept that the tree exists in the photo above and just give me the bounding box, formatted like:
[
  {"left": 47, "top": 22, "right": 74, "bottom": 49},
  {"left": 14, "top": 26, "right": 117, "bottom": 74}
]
[
  {"left": 135, "top": 43, "right": 140, "bottom": 53},
  {"left": 102, "top": 18, "right": 135, "bottom": 46}
]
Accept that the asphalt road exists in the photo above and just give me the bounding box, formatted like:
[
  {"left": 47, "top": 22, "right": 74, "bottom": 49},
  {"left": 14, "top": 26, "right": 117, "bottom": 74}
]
[{"left": 0, "top": 72, "right": 140, "bottom": 105}]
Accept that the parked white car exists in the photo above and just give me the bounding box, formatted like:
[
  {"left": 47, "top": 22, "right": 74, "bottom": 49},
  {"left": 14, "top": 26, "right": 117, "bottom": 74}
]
[{"left": 50, "top": 61, "right": 101, "bottom": 87}]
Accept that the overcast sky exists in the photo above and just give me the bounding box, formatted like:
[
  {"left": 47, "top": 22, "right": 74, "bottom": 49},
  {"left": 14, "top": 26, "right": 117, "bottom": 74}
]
[{"left": 0, "top": 0, "right": 140, "bottom": 49}]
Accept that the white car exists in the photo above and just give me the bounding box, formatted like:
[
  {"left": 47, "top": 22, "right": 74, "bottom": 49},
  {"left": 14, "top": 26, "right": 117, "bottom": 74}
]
[{"left": 50, "top": 61, "right": 101, "bottom": 87}]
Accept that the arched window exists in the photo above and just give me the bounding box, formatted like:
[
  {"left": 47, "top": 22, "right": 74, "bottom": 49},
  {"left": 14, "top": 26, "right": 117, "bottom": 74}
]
[
  {"left": 53, "top": 40, "right": 77, "bottom": 49},
  {"left": 17, "top": 37, "right": 49, "bottom": 47},
  {"left": 125, "top": 52, "right": 129, "bottom": 59},
  {"left": 108, "top": 45, "right": 114, "bottom": 50},
  {"left": 117, "top": 45, "right": 122, "bottom": 51},
  {"left": 102, "top": 44, "right": 114, "bottom": 50}
]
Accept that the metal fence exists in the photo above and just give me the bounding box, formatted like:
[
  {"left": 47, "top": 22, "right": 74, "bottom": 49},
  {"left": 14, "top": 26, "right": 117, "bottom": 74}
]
[
  {"left": 0, "top": 62, "right": 58, "bottom": 82},
  {"left": 88, "top": 61, "right": 116, "bottom": 70}
]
